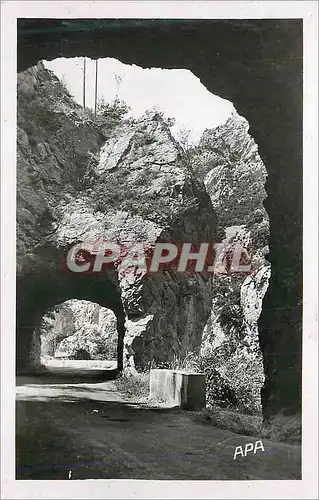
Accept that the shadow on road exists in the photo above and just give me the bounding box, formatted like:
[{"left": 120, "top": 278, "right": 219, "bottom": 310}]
[{"left": 16, "top": 367, "right": 119, "bottom": 386}]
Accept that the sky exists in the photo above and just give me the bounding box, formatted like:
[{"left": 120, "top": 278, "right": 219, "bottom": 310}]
[{"left": 43, "top": 57, "right": 234, "bottom": 145}]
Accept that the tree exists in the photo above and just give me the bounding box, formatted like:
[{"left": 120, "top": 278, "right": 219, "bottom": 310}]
[
  {"left": 95, "top": 97, "right": 131, "bottom": 135},
  {"left": 113, "top": 72, "right": 124, "bottom": 99},
  {"left": 176, "top": 126, "right": 192, "bottom": 152},
  {"left": 147, "top": 106, "right": 176, "bottom": 128}
]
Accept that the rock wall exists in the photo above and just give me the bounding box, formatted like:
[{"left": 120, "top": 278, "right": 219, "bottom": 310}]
[
  {"left": 191, "top": 112, "right": 269, "bottom": 412},
  {"left": 38, "top": 300, "right": 118, "bottom": 360},
  {"left": 40, "top": 301, "right": 76, "bottom": 358},
  {"left": 17, "top": 63, "right": 104, "bottom": 269},
  {"left": 17, "top": 63, "right": 217, "bottom": 374},
  {"left": 53, "top": 110, "right": 216, "bottom": 371},
  {"left": 16, "top": 63, "right": 113, "bottom": 371}
]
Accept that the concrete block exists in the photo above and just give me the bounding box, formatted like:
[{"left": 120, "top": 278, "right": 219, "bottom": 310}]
[{"left": 150, "top": 369, "right": 206, "bottom": 409}]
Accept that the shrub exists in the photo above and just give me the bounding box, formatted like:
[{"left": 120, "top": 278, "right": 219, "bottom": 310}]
[
  {"left": 92, "top": 335, "right": 118, "bottom": 360},
  {"left": 261, "top": 412, "right": 301, "bottom": 444},
  {"left": 115, "top": 371, "right": 150, "bottom": 400},
  {"left": 198, "top": 351, "right": 240, "bottom": 409},
  {"left": 95, "top": 97, "right": 130, "bottom": 135},
  {"left": 68, "top": 348, "right": 91, "bottom": 360},
  {"left": 194, "top": 406, "right": 263, "bottom": 435},
  {"left": 199, "top": 342, "right": 264, "bottom": 415},
  {"left": 193, "top": 407, "right": 301, "bottom": 445}
]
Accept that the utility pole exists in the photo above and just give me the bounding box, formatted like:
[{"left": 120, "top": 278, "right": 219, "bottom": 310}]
[
  {"left": 94, "top": 59, "right": 99, "bottom": 117},
  {"left": 82, "top": 57, "right": 86, "bottom": 109}
]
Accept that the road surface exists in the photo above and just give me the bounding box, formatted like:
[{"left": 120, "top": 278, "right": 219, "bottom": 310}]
[{"left": 16, "top": 374, "right": 301, "bottom": 480}]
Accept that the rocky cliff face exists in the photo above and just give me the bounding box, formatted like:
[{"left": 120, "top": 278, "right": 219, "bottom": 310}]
[
  {"left": 191, "top": 113, "right": 270, "bottom": 412},
  {"left": 39, "top": 300, "right": 118, "bottom": 360},
  {"left": 17, "top": 63, "right": 216, "bottom": 373},
  {"left": 17, "top": 63, "right": 104, "bottom": 271},
  {"left": 17, "top": 62, "right": 273, "bottom": 415},
  {"left": 17, "top": 62, "right": 107, "bottom": 369},
  {"left": 52, "top": 111, "right": 216, "bottom": 371}
]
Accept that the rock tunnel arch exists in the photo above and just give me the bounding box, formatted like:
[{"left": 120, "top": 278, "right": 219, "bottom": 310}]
[
  {"left": 17, "top": 260, "right": 126, "bottom": 374},
  {"left": 32, "top": 298, "right": 120, "bottom": 371},
  {"left": 16, "top": 19, "right": 303, "bottom": 417}
]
